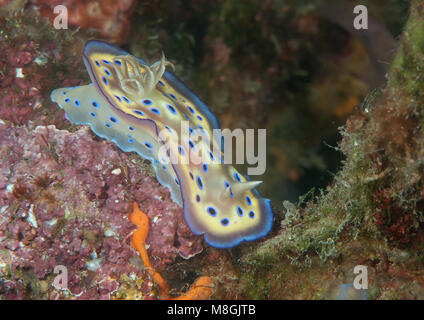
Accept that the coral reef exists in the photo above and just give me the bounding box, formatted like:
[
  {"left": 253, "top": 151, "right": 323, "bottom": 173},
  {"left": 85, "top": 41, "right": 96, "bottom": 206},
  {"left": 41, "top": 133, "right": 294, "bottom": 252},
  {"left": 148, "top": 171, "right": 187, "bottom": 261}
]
[{"left": 0, "top": 122, "right": 203, "bottom": 299}]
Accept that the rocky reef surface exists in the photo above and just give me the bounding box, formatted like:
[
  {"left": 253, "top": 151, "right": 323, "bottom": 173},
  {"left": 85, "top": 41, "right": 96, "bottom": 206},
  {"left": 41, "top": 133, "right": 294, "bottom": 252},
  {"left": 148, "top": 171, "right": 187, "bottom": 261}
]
[
  {"left": 0, "top": 122, "right": 202, "bottom": 299},
  {"left": 1, "top": 0, "right": 423, "bottom": 300}
]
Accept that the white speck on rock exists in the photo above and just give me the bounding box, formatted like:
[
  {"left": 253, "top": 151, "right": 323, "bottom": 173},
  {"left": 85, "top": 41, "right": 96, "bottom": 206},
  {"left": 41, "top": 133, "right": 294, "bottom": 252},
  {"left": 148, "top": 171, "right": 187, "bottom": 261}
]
[
  {"left": 33, "top": 55, "right": 47, "bottom": 66},
  {"left": 32, "top": 98, "right": 42, "bottom": 110},
  {"left": 111, "top": 168, "right": 121, "bottom": 175},
  {"left": 15, "top": 68, "right": 24, "bottom": 78},
  {"left": 45, "top": 218, "right": 58, "bottom": 226},
  {"left": 6, "top": 184, "right": 14, "bottom": 194},
  {"left": 26, "top": 204, "right": 38, "bottom": 228},
  {"left": 86, "top": 257, "right": 103, "bottom": 271},
  {"left": 104, "top": 228, "right": 116, "bottom": 237}
]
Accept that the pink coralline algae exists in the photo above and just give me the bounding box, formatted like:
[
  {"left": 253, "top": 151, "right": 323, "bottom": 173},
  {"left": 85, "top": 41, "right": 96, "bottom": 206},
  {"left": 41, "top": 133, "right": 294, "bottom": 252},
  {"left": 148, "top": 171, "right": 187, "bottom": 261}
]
[
  {"left": 0, "top": 41, "right": 41, "bottom": 124},
  {"left": 31, "top": 0, "right": 135, "bottom": 43},
  {"left": 0, "top": 36, "right": 83, "bottom": 127},
  {"left": 0, "top": 121, "right": 203, "bottom": 299}
]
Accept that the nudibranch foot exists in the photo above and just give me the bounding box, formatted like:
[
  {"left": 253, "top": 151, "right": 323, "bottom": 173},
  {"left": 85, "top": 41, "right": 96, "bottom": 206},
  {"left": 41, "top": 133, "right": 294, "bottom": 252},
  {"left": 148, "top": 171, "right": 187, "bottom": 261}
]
[
  {"left": 50, "top": 84, "right": 183, "bottom": 206},
  {"left": 129, "top": 202, "right": 213, "bottom": 300}
]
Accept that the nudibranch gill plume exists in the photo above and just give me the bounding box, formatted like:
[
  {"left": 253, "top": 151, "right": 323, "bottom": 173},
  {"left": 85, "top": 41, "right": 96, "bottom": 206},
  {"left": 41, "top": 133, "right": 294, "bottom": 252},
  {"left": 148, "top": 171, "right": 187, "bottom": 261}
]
[{"left": 50, "top": 40, "right": 273, "bottom": 248}]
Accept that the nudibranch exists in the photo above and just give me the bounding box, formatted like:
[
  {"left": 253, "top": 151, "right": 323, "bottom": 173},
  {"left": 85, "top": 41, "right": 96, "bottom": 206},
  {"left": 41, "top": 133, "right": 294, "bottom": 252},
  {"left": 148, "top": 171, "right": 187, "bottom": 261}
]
[{"left": 50, "top": 40, "right": 272, "bottom": 248}]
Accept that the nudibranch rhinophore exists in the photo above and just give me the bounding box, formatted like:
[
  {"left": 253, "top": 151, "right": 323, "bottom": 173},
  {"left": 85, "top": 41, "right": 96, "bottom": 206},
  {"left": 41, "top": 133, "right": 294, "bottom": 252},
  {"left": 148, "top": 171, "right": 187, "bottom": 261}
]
[{"left": 50, "top": 40, "right": 272, "bottom": 248}]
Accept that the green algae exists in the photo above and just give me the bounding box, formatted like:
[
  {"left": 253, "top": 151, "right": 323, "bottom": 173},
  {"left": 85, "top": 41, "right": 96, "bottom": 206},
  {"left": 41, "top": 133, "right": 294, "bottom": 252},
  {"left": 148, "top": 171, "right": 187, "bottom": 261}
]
[{"left": 234, "top": 0, "right": 424, "bottom": 299}]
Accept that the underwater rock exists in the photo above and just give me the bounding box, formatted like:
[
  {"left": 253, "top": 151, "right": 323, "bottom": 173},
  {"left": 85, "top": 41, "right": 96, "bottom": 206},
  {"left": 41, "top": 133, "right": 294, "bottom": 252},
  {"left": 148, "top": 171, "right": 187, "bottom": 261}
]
[
  {"left": 0, "top": 121, "right": 202, "bottom": 299},
  {"left": 31, "top": 0, "right": 135, "bottom": 43},
  {"left": 0, "top": 11, "right": 88, "bottom": 127},
  {"left": 0, "top": 40, "right": 41, "bottom": 124}
]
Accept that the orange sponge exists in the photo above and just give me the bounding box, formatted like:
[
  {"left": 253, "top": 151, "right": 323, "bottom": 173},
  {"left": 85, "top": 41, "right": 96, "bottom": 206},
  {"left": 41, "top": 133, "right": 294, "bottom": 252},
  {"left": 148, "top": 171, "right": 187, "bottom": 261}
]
[{"left": 129, "top": 202, "right": 212, "bottom": 300}]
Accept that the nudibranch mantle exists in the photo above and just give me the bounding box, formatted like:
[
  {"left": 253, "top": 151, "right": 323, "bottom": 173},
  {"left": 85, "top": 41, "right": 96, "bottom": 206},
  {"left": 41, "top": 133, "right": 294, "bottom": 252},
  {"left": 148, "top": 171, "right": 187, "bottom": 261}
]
[{"left": 50, "top": 40, "right": 272, "bottom": 248}]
